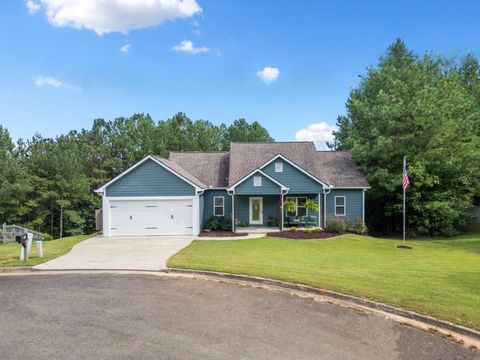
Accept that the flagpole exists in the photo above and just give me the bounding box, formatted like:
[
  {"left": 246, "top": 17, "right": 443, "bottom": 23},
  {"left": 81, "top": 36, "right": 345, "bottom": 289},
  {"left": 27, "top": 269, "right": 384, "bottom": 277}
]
[{"left": 403, "top": 156, "right": 406, "bottom": 247}]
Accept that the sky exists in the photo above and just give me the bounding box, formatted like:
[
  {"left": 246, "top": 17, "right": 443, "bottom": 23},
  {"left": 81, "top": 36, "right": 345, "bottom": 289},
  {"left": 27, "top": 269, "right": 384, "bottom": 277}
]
[{"left": 1, "top": 0, "right": 479, "bottom": 149}]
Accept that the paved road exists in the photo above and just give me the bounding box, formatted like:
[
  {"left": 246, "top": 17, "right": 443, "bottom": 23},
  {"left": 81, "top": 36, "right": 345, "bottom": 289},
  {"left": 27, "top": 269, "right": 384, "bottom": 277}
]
[
  {"left": 33, "top": 236, "right": 194, "bottom": 270},
  {"left": 0, "top": 274, "right": 477, "bottom": 360}
]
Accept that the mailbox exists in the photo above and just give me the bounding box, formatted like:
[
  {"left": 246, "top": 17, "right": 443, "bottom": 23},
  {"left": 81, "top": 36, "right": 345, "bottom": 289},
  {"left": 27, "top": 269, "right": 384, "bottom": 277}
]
[{"left": 15, "top": 233, "right": 28, "bottom": 247}]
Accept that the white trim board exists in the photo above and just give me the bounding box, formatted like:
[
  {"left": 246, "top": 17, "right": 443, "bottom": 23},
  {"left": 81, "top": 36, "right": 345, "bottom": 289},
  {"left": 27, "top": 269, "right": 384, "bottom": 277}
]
[
  {"left": 228, "top": 169, "right": 289, "bottom": 191},
  {"left": 95, "top": 155, "right": 202, "bottom": 193}
]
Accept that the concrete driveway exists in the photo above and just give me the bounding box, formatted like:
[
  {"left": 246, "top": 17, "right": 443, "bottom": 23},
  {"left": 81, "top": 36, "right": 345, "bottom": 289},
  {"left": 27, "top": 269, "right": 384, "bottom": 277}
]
[
  {"left": 33, "top": 236, "right": 194, "bottom": 271},
  {"left": 0, "top": 274, "right": 477, "bottom": 360}
]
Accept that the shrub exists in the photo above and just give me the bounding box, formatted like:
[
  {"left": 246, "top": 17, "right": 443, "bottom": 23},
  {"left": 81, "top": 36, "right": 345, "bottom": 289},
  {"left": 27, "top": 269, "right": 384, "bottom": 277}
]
[
  {"left": 325, "top": 218, "right": 348, "bottom": 233},
  {"left": 204, "top": 216, "right": 231, "bottom": 231},
  {"left": 289, "top": 226, "right": 298, "bottom": 233},
  {"left": 355, "top": 218, "right": 368, "bottom": 235},
  {"left": 312, "top": 227, "right": 323, "bottom": 233},
  {"left": 42, "top": 233, "right": 53, "bottom": 241},
  {"left": 304, "top": 228, "right": 312, "bottom": 234}
]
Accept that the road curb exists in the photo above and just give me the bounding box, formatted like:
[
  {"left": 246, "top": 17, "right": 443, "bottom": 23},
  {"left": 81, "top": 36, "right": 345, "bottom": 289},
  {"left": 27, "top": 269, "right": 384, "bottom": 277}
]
[
  {"left": 167, "top": 268, "right": 480, "bottom": 341},
  {"left": 0, "top": 266, "right": 33, "bottom": 273}
]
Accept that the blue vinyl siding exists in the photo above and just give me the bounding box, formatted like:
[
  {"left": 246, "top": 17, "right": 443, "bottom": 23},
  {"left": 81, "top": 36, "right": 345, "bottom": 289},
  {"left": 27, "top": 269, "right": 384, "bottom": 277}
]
[
  {"left": 235, "top": 195, "right": 279, "bottom": 226},
  {"left": 325, "top": 189, "right": 364, "bottom": 226},
  {"left": 235, "top": 173, "right": 281, "bottom": 195},
  {"left": 263, "top": 159, "right": 323, "bottom": 194},
  {"left": 106, "top": 159, "right": 195, "bottom": 197},
  {"left": 202, "top": 190, "right": 232, "bottom": 227}
]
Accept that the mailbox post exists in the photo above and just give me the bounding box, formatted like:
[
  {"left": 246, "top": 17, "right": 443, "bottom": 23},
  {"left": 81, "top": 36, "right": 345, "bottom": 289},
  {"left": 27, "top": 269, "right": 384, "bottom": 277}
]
[{"left": 16, "top": 233, "right": 29, "bottom": 262}]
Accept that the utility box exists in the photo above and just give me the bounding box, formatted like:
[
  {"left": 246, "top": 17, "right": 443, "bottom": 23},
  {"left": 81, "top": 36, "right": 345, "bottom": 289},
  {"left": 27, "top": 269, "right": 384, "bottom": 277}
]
[{"left": 95, "top": 209, "right": 103, "bottom": 231}]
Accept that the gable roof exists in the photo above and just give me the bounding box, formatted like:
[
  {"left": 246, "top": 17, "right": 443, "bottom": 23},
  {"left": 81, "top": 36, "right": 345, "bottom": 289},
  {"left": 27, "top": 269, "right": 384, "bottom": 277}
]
[
  {"left": 151, "top": 155, "right": 206, "bottom": 188},
  {"left": 228, "top": 142, "right": 327, "bottom": 187},
  {"left": 228, "top": 168, "right": 289, "bottom": 190},
  {"left": 168, "top": 151, "right": 229, "bottom": 187},
  {"left": 313, "top": 151, "right": 370, "bottom": 188},
  {"left": 95, "top": 155, "right": 204, "bottom": 193}
]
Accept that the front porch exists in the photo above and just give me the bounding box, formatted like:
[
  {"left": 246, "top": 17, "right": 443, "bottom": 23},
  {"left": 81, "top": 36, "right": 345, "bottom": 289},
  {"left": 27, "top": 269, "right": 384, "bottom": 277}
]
[{"left": 232, "top": 194, "right": 321, "bottom": 232}]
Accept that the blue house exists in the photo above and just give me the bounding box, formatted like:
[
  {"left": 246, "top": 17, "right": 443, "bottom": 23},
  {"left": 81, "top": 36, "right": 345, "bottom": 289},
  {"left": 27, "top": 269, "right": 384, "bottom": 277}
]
[{"left": 95, "top": 142, "right": 370, "bottom": 236}]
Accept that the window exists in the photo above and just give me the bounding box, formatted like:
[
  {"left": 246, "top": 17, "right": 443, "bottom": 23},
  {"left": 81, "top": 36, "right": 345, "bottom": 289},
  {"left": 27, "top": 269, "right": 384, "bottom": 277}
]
[
  {"left": 214, "top": 196, "right": 224, "bottom": 216},
  {"left": 335, "top": 196, "right": 346, "bottom": 216},
  {"left": 274, "top": 162, "right": 283, "bottom": 172},
  {"left": 285, "top": 197, "right": 309, "bottom": 216},
  {"left": 253, "top": 176, "right": 262, "bottom": 187},
  {"left": 297, "top": 197, "right": 307, "bottom": 216}
]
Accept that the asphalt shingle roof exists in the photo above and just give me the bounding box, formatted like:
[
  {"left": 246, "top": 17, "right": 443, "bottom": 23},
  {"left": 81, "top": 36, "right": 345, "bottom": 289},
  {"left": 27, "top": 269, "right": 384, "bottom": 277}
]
[
  {"left": 164, "top": 142, "right": 369, "bottom": 189},
  {"left": 168, "top": 152, "right": 230, "bottom": 187},
  {"left": 152, "top": 155, "right": 206, "bottom": 188}
]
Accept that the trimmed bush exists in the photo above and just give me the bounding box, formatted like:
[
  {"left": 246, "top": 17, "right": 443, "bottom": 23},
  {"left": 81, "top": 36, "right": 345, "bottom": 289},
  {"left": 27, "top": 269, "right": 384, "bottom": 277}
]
[
  {"left": 312, "top": 227, "right": 323, "bottom": 233},
  {"left": 204, "top": 216, "right": 231, "bottom": 231},
  {"left": 304, "top": 228, "right": 312, "bottom": 234},
  {"left": 355, "top": 218, "right": 368, "bottom": 235},
  {"left": 289, "top": 226, "right": 298, "bottom": 233},
  {"left": 325, "top": 218, "right": 349, "bottom": 233}
]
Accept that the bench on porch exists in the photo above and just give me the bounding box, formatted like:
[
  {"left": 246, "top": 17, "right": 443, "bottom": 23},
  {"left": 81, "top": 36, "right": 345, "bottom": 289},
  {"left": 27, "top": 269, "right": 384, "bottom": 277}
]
[{"left": 284, "top": 216, "right": 317, "bottom": 227}]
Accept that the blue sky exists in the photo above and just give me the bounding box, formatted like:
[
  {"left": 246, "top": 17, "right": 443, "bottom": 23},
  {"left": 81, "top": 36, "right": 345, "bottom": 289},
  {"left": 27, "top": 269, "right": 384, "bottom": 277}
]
[{"left": 1, "top": 1, "right": 479, "bottom": 148}]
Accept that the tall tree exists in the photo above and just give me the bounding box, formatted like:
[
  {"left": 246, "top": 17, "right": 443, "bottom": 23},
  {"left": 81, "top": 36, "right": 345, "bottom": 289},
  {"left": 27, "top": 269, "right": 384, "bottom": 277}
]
[{"left": 332, "top": 39, "right": 480, "bottom": 236}]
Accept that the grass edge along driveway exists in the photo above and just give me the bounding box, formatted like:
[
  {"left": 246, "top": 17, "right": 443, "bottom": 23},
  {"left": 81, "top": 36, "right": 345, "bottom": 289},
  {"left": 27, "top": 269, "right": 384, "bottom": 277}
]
[
  {"left": 0, "top": 235, "right": 92, "bottom": 267},
  {"left": 168, "top": 233, "right": 480, "bottom": 331}
]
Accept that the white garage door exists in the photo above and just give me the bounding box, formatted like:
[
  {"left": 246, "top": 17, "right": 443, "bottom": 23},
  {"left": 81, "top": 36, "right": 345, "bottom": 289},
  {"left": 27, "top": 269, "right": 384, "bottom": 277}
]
[{"left": 110, "top": 199, "right": 193, "bottom": 236}]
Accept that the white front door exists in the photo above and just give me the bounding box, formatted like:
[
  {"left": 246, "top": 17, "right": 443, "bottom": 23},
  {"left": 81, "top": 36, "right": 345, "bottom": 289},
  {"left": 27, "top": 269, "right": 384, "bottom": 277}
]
[{"left": 249, "top": 197, "right": 263, "bottom": 225}]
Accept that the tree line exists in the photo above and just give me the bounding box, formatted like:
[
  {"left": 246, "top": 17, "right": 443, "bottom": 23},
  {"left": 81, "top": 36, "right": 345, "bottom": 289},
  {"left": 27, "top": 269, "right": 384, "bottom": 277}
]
[
  {"left": 331, "top": 39, "right": 480, "bottom": 236},
  {"left": 0, "top": 114, "right": 273, "bottom": 237}
]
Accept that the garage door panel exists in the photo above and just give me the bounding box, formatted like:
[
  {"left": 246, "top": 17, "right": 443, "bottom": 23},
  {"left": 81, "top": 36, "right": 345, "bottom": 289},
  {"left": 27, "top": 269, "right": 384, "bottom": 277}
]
[{"left": 110, "top": 199, "right": 193, "bottom": 236}]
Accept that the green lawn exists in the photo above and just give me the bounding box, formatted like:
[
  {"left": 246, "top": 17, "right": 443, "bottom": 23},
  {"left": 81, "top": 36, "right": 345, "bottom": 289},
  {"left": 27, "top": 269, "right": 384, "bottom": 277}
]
[
  {"left": 0, "top": 235, "right": 92, "bottom": 267},
  {"left": 168, "top": 232, "right": 480, "bottom": 331}
]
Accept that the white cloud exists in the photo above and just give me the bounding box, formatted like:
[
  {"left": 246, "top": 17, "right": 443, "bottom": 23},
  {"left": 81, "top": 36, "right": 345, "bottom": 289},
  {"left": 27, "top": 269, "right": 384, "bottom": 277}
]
[
  {"left": 256, "top": 67, "right": 279, "bottom": 84},
  {"left": 27, "top": 0, "right": 202, "bottom": 35},
  {"left": 120, "top": 43, "right": 131, "bottom": 53},
  {"left": 34, "top": 75, "right": 80, "bottom": 91},
  {"left": 295, "top": 122, "right": 336, "bottom": 146},
  {"left": 172, "top": 40, "right": 210, "bottom": 54},
  {"left": 26, "top": 0, "right": 41, "bottom": 14},
  {"left": 35, "top": 76, "right": 62, "bottom": 87}
]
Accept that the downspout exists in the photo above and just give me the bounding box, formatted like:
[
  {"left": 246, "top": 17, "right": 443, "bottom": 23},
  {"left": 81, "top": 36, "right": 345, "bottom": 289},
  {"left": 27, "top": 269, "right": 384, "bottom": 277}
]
[
  {"left": 322, "top": 186, "right": 333, "bottom": 228},
  {"left": 362, "top": 188, "right": 366, "bottom": 225},
  {"left": 227, "top": 189, "right": 235, "bottom": 232}
]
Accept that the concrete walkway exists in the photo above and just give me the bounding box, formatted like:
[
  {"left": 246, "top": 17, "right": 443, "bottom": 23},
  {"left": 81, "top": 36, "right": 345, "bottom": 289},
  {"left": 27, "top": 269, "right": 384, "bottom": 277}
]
[
  {"left": 34, "top": 236, "right": 194, "bottom": 271},
  {"left": 196, "top": 233, "right": 266, "bottom": 240}
]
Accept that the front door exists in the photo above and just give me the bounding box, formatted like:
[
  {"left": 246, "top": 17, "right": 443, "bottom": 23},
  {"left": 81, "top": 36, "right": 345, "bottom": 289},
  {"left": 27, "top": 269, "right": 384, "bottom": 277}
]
[{"left": 249, "top": 197, "right": 263, "bottom": 225}]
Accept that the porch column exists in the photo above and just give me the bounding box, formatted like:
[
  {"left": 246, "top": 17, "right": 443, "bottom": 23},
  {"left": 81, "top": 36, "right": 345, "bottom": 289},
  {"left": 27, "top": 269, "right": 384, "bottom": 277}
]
[
  {"left": 318, "top": 193, "right": 321, "bottom": 227},
  {"left": 280, "top": 192, "right": 284, "bottom": 231}
]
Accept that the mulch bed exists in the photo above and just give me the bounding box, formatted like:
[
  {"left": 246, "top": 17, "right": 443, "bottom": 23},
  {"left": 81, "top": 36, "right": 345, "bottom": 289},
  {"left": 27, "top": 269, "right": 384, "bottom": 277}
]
[
  {"left": 266, "top": 230, "right": 345, "bottom": 240},
  {"left": 198, "top": 230, "right": 248, "bottom": 237}
]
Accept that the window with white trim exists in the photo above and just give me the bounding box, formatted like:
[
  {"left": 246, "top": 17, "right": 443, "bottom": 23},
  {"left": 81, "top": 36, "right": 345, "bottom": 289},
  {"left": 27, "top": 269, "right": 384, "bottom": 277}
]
[
  {"left": 335, "top": 196, "right": 346, "bottom": 216},
  {"left": 253, "top": 176, "right": 262, "bottom": 187},
  {"left": 274, "top": 162, "right": 283, "bottom": 172},
  {"left": 214, "top": 196, "right": 224, "bottom": 216},
  {"left": 297, "top": 197, "right": 307, "bottom": 216}
]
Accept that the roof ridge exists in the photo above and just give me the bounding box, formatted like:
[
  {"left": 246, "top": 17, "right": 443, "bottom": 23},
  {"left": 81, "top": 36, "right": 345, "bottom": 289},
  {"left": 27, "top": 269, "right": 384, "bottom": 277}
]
[
  {"left": 169, "top": 151, "right": 229, "bottom": 154},
  {"left": 230, "top": 141, "right": 313, "bottom": 144}
]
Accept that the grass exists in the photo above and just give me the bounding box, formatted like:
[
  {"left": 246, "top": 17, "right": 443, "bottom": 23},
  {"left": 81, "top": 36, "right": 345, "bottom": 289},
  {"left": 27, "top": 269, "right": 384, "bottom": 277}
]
[
  {"left": 168, "top": 232, "right": 480, "bottom": 331},
  {"left": 0, "top": 235, "right": 92, "bottom": 267}
]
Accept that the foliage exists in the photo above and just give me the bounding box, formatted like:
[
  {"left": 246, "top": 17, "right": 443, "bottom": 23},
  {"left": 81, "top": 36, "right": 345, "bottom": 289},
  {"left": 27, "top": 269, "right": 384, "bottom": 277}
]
[
  {"left": 312, "top": 227, "right": 323, "bottom": 233},
  {"left": 289, "top": 226, "right": 298, "bottom": 233},
  {"left": 303, "top": 228, "right": 312, "bottom": 234},
  {"left": 330, "top": 39, "right": 480, "bottom": 236},
  {"left": 168, "top": 232, "right": 480, "bottom": 330},
  {"left": 325, "top": 218, "right": 349, "bottom": 233},
  {"left": 204, "top": 216, "right": 232, "bottom": 231},
  {"left": 305, "top": 199, "right": 319, "bottom": 213},
  {"left": 355, "top": 219, "right": 368, "bottom": 236},
  {"left": 284, "top": 200, "right": 296, "bottom": 215},
  {"left": 0, "top": 114, "right": 272, "bottom": 238}
]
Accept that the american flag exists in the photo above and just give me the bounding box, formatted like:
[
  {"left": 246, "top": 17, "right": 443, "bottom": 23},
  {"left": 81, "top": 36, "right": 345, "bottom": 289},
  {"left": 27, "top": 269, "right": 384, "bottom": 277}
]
[{"left": 402, "top": 157, "right": 410, "bottom": 190}]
